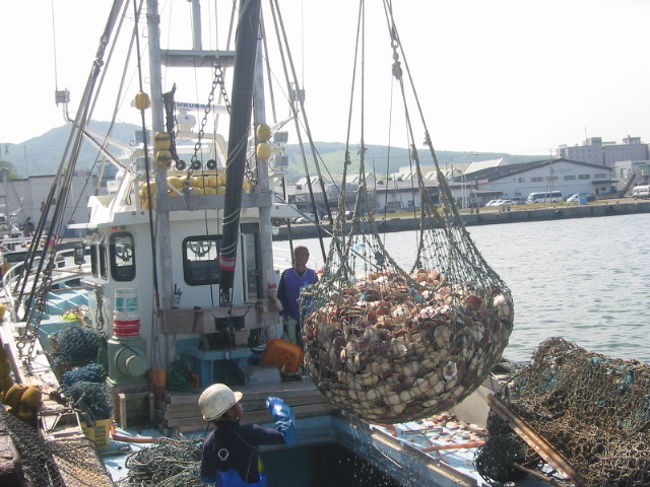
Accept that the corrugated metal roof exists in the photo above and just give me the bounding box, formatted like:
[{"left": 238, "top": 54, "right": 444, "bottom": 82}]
[{"left": 456, "top": 158, "right": 611, "bottom": 182}]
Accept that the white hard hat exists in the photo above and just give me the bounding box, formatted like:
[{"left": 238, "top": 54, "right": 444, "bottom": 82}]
[{"left": 198, "top": 383, "right": 243, "bottom": 421}]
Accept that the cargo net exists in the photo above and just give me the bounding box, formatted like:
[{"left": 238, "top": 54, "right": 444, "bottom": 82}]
[
  {"left": 300, "top": 1, "right": 513, "bottom": 423},
  {"left": 0, "top": 404, "right": 114, "bottom": 486},
  {"left": 475, "top": 337, "right": 650, "bottom": 486},
  {"left": 301, "top": 151, "right": 514, "bottom": 424}
]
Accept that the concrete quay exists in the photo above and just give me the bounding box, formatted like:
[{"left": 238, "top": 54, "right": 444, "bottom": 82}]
[{"left": 272, "top": 200, "right": 650, "bottom": 241}]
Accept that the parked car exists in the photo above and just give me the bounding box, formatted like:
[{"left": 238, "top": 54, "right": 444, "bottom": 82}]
[
  {"left": 494, "top": 199, "right": 516, "bottom": 206},
  {"left": 566, "top": 193, "right": 594, "bottom": 204},
  {"left": 294, "top": 213, "right": 316, "bottom": 223},
  {"left": 484, "top": 199, "right": 503, "bottom": 207},
  {"left": 566, "top": 194, "right": 580, "bottom": 203}
]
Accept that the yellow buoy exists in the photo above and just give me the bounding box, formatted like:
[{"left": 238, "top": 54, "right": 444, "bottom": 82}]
[
  {"left": 155, "top": 150, "right": 172, "bottom": 169},
  {"left": 134, "top": 91, "right": 151, "bottom": 110},
  {"left": 256, "top": 142, "right": 273, "bottom": 160},
  {"left": 256, "top": 124, "right": 272, "bottom": 142},
  {"left": 189, "top": 176, "right": 205, "bottom": 188},
  {"left": 140, "top": 181, "right": 157, "bottom": 209},
  {"left": 154, "top": 132, "right": 171, "bottom": 151},
  {"left": 166, "top": 176, "right": 184, "bottom": 190},
  {"left": 204, "top": 175, "right": 218, "bottom": 187},
  {"left": 4, "top": 384, "right": 27, "bottom": 408},
  {"left": 140, "top": 181, "right": 157, "bottom": 195},
  {"left": 20, "top": 386, "right": 42, "bottom": 411}
]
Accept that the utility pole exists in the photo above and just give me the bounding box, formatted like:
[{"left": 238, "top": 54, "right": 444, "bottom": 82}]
[
  {"left": 548, "top": 149, "right": 555, "bottom": 193},
  {"left": 23, "top": 146, "right": 28, "bottom": 176}
]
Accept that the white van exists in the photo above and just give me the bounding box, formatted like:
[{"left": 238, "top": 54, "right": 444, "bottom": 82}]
[
  {"left": 632, "top": 185, "right": 650, "bottom": 200},
  {"left": 526, "top": 191, "right": 563, "bottom": 204}
]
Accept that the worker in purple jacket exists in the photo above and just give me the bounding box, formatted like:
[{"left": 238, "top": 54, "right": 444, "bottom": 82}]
[
  {"left": 276, "top": 246, "right": 318, "bottom": 346},
  {"left": 199, "top": 383, "right": 296, "bottom": 486}
]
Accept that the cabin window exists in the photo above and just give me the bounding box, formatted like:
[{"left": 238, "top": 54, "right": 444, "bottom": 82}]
[
  {"left": 91, "top": 245, "right": 99, "bottom": 277},
  {"left": 99, "top": 241, "right": 107, "bottom": 279},
  {"left": 241, "top": 224, "right": 261, "bottom": 301},
  {"left": 183, "top": 235, "right": 221, "bottom": 286},
  {"left": 109, "top": 232, "right": 136, "bottom": 281}
]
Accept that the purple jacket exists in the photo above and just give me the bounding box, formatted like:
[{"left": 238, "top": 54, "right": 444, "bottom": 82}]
[{"left": 277, "top": 268, "right": 317, "bottom": 321}]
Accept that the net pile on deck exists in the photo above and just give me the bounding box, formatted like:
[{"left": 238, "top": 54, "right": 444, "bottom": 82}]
[
  {"left": 475, "top": 337, "right": 650, "bottom": 486},
  {"left": 117, "top": 437, "right": 209, "bottom": 487},
  {"left": 0, "top": 404, "right": 113, "bottom": 486},
  {"left": 301, "top": 161, "right": 513, "bottom": 424}
]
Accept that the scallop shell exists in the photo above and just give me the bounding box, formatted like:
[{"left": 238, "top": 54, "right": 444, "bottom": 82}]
[{"left": 302, "top": 268, "right": 514, "bottom": 423}]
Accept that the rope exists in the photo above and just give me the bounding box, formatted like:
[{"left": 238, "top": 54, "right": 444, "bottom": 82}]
[
  {"left": 117, "top": 437, "right": 210, "bottom": 486},
  {"left": 17, "top": 0, "right": 130, "bottom": 365},
  {"left": 50, "top": 0, "right": 60, "bottom": 93},
  {"left": 68, "top": 7, "right": 139, "bottom": 226},
  {"left": 339, "top": 0, "right": 364, "bottom": 221},
  {"left": 268, "top": 0, "right": 328, "bottom": 263}
]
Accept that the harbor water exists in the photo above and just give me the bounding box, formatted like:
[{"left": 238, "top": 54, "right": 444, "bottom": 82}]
[{"left": 273, "top": 213, "right": 650, "bottom": 364}]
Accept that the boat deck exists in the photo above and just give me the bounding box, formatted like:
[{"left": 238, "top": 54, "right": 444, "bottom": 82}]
[
  {"left": 160, "top": 376, "right": 335, "bottom": 434},
  {"left": 0, "top": 301, "right": 115, "bottom": 486}
]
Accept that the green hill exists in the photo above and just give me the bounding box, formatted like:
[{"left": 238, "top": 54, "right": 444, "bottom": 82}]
[
  {"left": 1, "top": 122, "right": 543, "bottom": 180},
  {"left": 284, "top": 144, "right": 542, "bottom": 182},
  {"left": 1, "top": 122, "right": 141, "bottom": 177}
]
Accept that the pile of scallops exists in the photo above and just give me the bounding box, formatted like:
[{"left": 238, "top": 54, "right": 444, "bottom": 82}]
[{"left": 302, "top": 268, "right": 514, "bottom": 423}]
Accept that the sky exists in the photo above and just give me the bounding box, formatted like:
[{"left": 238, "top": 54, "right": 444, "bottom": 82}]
[{"left": 2, "top": 0, "right": 650, "bottom": 157}]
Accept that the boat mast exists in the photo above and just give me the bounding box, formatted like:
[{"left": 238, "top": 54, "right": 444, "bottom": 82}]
[
  {"left": 219, "top": 0, "right": 262, "bottom": 305},
  {"left": 190, "top": 0, "right": 202, "bottom": 50},
  {"left": 253, "top": 33, "right": 275, "bottom": 303},
  {"left": 146, "top": 0, "right": 174, "bottom": 364}
]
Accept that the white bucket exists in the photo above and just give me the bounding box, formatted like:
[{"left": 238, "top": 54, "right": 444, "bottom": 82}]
[{"left": 114, "top": 288, "right": 140, "bottom": 337}]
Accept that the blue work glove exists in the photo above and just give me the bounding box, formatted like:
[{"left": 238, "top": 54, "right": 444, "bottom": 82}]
[{"left": 266, "top": 396, "right": 296, "bottom": 446}]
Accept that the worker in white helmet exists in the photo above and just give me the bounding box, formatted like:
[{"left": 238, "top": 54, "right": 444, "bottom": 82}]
[{"left": 198, "top": 383, "right": 296, "bottom": 486}]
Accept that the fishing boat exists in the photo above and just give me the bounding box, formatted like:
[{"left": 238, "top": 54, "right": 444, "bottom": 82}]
[{"left": 0, "top": 1, "right": 555, "bottom": 486}]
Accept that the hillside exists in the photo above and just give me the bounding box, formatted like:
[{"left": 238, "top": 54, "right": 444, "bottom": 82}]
[
  {"left": 283, "top": 144, "right": 542, "bottom": 182},
  {"left": 1, "top": 122, "right": 140, "bottom": 177},
  {"left": 1, "top": 122, "right": 543, "bottom": 180}
]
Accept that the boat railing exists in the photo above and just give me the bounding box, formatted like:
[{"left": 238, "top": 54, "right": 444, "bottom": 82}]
[{"left": 2, "top": 247, "right": 91, "bottom": 323}]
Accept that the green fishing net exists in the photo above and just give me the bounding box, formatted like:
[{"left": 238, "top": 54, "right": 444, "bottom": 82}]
[{"left": 476, "top": 337, "right": 650, "bottom": 486}]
